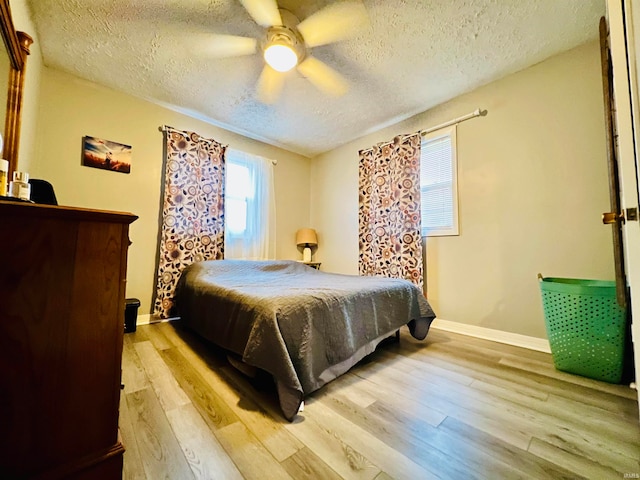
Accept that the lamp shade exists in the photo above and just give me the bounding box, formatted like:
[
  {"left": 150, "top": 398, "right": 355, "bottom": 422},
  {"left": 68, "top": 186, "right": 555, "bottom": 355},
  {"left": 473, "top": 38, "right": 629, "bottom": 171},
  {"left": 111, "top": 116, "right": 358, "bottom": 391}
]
[{"left": 296, "top": 228, "right": 318, "bottom": 247}]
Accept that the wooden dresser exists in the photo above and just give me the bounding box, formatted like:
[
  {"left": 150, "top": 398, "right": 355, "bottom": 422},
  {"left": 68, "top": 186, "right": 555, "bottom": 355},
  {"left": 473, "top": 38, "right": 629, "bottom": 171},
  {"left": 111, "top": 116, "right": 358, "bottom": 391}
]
[{"left": 0, "top": 201, "right": 137, "bottom": 479}]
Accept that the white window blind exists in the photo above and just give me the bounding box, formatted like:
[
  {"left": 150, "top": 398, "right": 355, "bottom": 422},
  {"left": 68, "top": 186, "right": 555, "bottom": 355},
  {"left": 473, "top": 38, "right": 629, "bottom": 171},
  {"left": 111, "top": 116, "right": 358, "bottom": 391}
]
[
  {"left": 225, "top": 162, "right": 251, "bottom": 235},
  {"left": 420, "top": 125, "right": 459, "bottom": 236}
]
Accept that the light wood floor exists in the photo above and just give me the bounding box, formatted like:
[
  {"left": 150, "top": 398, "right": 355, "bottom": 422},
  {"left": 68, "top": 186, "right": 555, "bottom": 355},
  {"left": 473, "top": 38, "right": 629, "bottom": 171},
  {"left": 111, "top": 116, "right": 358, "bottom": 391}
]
[{"left": 120, "top": 321, "right": 640, "bottom": 479}]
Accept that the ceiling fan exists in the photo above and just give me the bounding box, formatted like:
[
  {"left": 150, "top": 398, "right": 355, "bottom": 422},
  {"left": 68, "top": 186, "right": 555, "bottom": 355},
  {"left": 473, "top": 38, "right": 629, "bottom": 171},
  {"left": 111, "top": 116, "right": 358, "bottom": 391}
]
[{"left": 207, "top": 0, "right": 369, "bottom": 103}]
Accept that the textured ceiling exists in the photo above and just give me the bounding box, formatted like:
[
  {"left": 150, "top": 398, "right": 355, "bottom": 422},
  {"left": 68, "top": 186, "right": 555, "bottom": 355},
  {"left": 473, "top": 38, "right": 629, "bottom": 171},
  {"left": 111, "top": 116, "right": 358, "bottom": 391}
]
[{"left": 26, "top": 0, "right": 605, "bottom": 157}]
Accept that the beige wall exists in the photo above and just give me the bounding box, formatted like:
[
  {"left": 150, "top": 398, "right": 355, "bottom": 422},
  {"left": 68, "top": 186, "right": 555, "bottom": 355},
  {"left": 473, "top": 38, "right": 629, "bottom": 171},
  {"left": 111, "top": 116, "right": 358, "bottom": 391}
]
[
  {"left": 29, "top": 67, "right": 311, "bottom": 315},
  {"left": 311, "top": 40, "right": 613, "bottom": 339},
  {"left": 10, "top": 0, "right": 611, "bottom": 339}
]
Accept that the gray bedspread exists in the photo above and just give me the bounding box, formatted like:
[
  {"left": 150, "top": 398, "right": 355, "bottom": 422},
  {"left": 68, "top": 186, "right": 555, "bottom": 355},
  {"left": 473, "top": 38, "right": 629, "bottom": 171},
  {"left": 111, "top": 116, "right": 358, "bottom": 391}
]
[{"left": 173, "top": 259, "right": 435, "bottom": 420}]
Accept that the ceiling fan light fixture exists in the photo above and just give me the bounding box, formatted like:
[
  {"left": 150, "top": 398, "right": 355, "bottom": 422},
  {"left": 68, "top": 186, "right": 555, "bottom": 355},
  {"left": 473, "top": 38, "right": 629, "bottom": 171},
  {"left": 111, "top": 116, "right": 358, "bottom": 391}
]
[
  {"left": 264, "top": 43, "right": 298, "bottom": 72},
  {"left": 262, "top": 23, "right": 305, "bottom": 73}
]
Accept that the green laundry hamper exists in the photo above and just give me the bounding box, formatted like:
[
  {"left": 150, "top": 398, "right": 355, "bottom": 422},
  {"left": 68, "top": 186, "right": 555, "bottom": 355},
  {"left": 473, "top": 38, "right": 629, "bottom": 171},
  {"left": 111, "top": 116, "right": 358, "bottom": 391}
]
[{"left": 538, "top": 275, "right": 628, "bottom": 383}]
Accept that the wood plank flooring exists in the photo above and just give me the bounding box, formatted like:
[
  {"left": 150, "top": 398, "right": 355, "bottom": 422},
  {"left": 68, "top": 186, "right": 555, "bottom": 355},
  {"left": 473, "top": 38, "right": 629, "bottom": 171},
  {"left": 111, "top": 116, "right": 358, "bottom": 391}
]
[{"left": 120, "top": 321, "right": 640, "bottom": 479}]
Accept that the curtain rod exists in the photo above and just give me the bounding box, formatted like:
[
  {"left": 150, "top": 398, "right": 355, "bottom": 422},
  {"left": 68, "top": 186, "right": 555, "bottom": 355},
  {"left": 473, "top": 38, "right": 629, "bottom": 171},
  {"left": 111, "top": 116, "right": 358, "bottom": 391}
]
[
  {"left": 159, "top": 125, "right": 220, "bottom": 145},
  {"left": 158, "top": 125, "right": 277, "bottom": 165},
  {"left": 419, "top": 108, "right": 487, "bottom": 136},
  {"left": 360, "top": 107, "right": 488, "bottom": 154}
]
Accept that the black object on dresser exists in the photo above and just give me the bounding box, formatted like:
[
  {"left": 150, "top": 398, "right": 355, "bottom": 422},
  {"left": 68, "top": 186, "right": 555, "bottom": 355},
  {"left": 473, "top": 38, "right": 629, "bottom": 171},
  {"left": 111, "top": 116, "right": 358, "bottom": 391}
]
[{"left": 29, "top": 178, "right": 58, "bottom": 205}]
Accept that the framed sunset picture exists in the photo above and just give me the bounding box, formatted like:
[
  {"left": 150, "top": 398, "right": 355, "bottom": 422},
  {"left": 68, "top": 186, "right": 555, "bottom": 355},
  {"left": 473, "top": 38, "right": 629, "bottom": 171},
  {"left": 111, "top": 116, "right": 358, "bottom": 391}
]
[{"left": 82, "top": 136, "right": 132, "bottom": 174}]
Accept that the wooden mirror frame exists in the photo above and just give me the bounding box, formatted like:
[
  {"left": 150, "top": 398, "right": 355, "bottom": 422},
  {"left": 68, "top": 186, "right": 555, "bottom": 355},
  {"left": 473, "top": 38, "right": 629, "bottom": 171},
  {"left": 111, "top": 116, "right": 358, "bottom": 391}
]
[{"left": 0, "top": 0, "right": 31, "bottom": 176}]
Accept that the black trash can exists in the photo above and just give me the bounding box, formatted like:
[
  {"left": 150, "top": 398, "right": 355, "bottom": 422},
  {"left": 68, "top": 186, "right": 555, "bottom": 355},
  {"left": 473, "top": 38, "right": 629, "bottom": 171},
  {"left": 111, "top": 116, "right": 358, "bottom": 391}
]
[{"left": 124, "top": 298, "right": 140, "bottom": 333}]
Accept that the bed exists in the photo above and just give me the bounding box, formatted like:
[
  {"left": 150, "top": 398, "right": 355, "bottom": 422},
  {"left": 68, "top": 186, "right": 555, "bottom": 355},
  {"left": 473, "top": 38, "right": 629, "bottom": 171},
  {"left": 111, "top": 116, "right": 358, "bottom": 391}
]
[{"left": 173, "top": 259, "right": 435, "bottom": 420}]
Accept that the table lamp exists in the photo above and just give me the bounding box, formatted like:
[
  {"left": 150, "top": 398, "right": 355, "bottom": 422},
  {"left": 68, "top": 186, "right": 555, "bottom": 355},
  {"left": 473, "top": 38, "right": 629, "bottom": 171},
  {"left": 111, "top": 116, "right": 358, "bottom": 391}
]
[{"left": 296, "top": 228, "right": 318, "bottom": 262}]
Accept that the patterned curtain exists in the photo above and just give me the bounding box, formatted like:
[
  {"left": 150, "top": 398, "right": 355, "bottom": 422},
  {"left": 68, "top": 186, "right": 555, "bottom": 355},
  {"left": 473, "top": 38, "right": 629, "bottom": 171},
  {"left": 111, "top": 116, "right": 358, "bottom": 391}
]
[
  {"left": 154, "top": 127, "right": 226, "bottom": 318},
  {"left": 358, "top": 133, "right": 423, "bottom": 289}
]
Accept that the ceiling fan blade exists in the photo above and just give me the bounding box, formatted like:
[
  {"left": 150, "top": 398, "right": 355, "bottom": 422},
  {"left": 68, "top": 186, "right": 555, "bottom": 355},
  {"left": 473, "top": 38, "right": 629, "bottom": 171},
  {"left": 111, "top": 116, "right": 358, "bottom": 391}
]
[
  {"left": 297, "top": 57, "right": 349, "bottom": 97},
  {"left": 238, "top": 0, "right": 282, "bottom": 28},
  {"left": 257, "top": 65, "right": 285, "bottom": 104},
  {"left": 201, "top": 34, "right": 257, "bottom": 58},
  {"left": 297, "top": 1, "right": 368, "bottom": 48}
]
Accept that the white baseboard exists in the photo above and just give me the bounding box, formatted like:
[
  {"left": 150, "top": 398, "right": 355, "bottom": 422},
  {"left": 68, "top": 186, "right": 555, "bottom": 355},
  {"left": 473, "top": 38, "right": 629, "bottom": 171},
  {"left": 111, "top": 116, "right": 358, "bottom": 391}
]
[
  {"left": 431, "top": 318, "right": 551, "bottom": 353},
  {"left": 135, "top": 314, "right": 153, "bottom": 326},
  {"left": 135, "top": 314, "right": 179, "bottom": 326}
]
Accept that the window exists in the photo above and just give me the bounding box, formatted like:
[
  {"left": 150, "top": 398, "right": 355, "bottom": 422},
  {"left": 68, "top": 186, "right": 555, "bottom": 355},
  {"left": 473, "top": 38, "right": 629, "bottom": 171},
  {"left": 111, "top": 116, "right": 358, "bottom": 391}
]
[
  {"left": 224, "top": 149, "right": 276, "bottom": 259},
  {"left": 420, "top": 125, "right": 459, "bottom": 237},
  {"left": 225, "top": 161, "right": 251, "bottom": 235}
]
